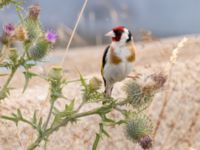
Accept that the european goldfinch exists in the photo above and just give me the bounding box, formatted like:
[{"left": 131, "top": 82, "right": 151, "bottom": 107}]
[{"left": 101, "top": 26, "right": 136, "bottom": 97}]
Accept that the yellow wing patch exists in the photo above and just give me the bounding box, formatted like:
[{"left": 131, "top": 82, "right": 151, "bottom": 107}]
[
  {"left": 110, "top": 47, "right": 122, "bottom": 64},
  {"left": 126, "top": 42, "right": 136, "bottom": 62}
]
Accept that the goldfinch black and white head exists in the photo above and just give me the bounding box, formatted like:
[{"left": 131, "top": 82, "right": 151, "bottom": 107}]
[{"left": 105, "top": 26, "right": 133, "bottom": 45}]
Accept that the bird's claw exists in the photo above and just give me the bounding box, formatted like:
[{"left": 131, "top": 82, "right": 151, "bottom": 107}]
[{"left": 127, "top": 72, "right": 141, "bottom": 80}]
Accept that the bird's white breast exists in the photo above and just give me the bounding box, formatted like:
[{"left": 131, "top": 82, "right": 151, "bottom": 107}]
[{"left": 104, "top": 45, "right": 134, "bottom": 84}]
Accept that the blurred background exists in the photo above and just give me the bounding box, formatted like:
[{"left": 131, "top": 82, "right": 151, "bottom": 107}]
[
  {"left": 1, "top": 1, "right": 200, "bottom": 150},
  {"left": 1, "top": 0, "right": 200, "bottom": 47}
]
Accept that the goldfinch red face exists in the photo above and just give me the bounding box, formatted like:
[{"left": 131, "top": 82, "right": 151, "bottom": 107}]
[{"left": 105, "top": 26, "right": 132, "bottom": 44}]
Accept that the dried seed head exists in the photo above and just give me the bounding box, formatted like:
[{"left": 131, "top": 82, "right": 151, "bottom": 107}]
[
  {"left": 170, "top": 37, "right": 188, "bottom": 65},
  {"left": 15, "top": 25, "right": 28, "bottom": 41},
  {"left": 138, "top": 135, "right": 152, "bottom": 149},
  {"left": 125, "top": 114, "right": 153, "bottom": 142},
  {"left": 48, "top": 65, "right": 63, "bottom": 80},
  {"left": 29, "top": 4, "right": 40, "bottom": 20},
  {"left": 151, "top": 73, "right": 167, "bottom": 90},
  {"left": 89, "top": 77, "right": 102, "bottom": 90}
]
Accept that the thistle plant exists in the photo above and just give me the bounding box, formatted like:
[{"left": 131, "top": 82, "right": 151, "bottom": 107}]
[
  {"left": 1, "top": 2, "right": 167, "bottom": 150},
  {"left": 0, "top": 4, "right": 57, "bottom": 100},
  {"left": 1, "top": 70, "right": 166, "bottom": 150}
]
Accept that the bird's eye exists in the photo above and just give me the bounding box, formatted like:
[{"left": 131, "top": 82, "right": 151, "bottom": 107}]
[{"left": 114, "top": 30, "right": 123, "bottom": 37}]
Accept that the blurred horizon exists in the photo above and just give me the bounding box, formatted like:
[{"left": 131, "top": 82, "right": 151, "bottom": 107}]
[{"left": 1, "top": 0, "right": 200, "bottom": 46}]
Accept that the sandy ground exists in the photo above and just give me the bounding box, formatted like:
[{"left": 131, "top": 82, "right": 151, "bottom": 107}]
[{"left": 0, "top": 36, "right": 200, "bottom": 150}]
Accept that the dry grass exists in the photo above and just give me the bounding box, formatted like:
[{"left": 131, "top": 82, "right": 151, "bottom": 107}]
[
  {"left": 152, "top": 37, "right": 188, "bottom": 139},
  {"left": 0, "top": 36, "right": 200, "bottom": 150}
]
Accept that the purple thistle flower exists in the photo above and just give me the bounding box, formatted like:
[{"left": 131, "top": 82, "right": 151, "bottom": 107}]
[
  {"left": 3, "top": 23, "right": 15, "bottom": 36},
  {"left": 45, "top": 31, "right": 58, "bottom": 43}
]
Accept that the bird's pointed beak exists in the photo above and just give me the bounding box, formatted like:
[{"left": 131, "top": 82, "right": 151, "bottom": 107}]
[{"left": 105, "top": 30, "right": 115, "bottom": 37}]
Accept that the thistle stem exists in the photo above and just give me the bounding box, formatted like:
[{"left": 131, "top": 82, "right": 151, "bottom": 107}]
[
  {"left": 43, "top": 100, "right": 55, "bottom": 129},
  {"left": 27, "top": 137, "right": 41, "bottom": 150},
  {"left": 92, "top": 123, "right": 103, "bottom": 150},
  {"left": 0, "top": 67, "right": 17, "bottom": 99},
  {"left": 28, "top": 99, "right": 128, "bottom": 150}
]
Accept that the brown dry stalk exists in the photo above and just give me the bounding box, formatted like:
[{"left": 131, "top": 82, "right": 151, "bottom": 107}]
[
  {"left": 60, "top": 0, "right": 88, "bottom": 66},
  {"left": 152, "top": 38, "right": 188, "bottom": 139}
]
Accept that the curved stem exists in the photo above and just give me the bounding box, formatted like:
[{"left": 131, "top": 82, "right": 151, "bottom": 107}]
[
  {"left": 43, "top": 100, "right": 55, "bottom": 129},
  {"left": 92, "top": 123, "right": 103, "bottom": 150},
  {"left": 27, "top": 137, "right": 41, "bottom": 150},
  {"left": 0, "top": 68, "right": 17, "bottom": 100}
]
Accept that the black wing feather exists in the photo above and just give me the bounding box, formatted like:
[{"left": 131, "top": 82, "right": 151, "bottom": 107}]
[{"left": 101, "top": 45, "right": 110, "bottom": 86}]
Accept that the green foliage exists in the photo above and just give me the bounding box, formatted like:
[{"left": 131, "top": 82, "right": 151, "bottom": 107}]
[
  {"left": 52, "top": 99, "right": 76, "bottom": 127},
  {"left": 23, "top": 71, "right": 37, "bottom": 92},
  {"left": 0, "top": 3, "right": 56, "bottom": 100},
  {"left": 1, "top": 72, "right": 163, "bottom": 150},
  {"left": 125, "top": 114, "right": 153, "bottom": 142},
  {"left": 92, "top": 123, "right": 109, "bottom": 150},
  {"left": 80, "top": 74, "right": 105, "bottom": 102},
  {"left": 0, "top": 0, "right": 23, "bottom": 9}
]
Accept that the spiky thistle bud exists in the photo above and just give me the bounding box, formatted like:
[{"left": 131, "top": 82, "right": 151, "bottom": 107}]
[
  {"left": 15, "top": 25, "right": 28, "bottom": 41},
  {"left": 23, "top": 4, "right": 42, "bottom": 42},
  {"left": 23, "top": 19, "right": 42, "bottom": 41},
  {"left": 29, "top": 38, "right": 49, "bottom": 60},
  {"left": 124, "top": 80, "right": 144, "bottom": 108},
  {"left": 125, "top": 73, "right": 166, "bottom": 108},
  {"left": 8, "top": 48, "right": 18, "bottom": 63},
  {"left": 89, "top": 77, "right": 102, "bottom": 90},
  {"left": 48, "top": 65, "right": 63, "bottom": 80},
  {"left": 125, "top": 115, "right": 153, "bottom": 149},
  {"left": 48, "top": 66, "right": 64, "bottom": 101},
  {"left": 3, "top": 23, "right": 15, "bottom": 36},
  {"left": 28, "top": 4, "right": 40, "bottom": 20},
  {"left": 1, "top": 23, "right": 15, "bottom": 45}
]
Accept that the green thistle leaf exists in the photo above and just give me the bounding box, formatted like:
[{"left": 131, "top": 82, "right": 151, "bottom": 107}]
[
  {"left": 32, "top": 110, "right": 37, "bottom": 125},
  {"left": 17, "top": 109, "right": 23, "bottom": 119},
  {"left": 23, "top": 71, "right": 37, "bottom": 93},
  {"left": 1, "top": 115, "right": 18, "bottom": 125},
  {"left": 79, "top": 73, "right": 87, "bottom": 89}
]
